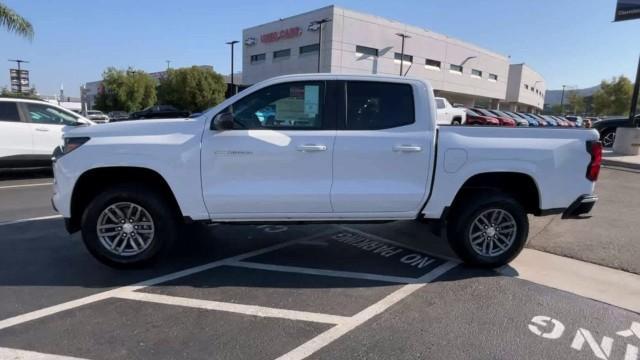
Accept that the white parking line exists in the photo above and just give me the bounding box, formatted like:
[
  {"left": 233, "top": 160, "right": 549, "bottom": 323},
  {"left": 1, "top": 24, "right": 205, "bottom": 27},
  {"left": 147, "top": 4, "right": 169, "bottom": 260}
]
[
  {"left": 116, "top": 291, "right": 349, "bottom": 325},
  {"left": 233, "top": 261, "right": 420, "bottom": 284},
  {"left": 0, "top": 230, "right": 332, "bottom": 331},
  {"left": 0, "top": 182, "right": 53, "bottom": 190},
  {"left": 0, "top": 215, "right": 62, "bottom": 226},
  {"left": 0, "top": 346, "right": 88, "bottom": 359},
  {"left": 275, "top": 261, "right": 458, "bottom": 360}
]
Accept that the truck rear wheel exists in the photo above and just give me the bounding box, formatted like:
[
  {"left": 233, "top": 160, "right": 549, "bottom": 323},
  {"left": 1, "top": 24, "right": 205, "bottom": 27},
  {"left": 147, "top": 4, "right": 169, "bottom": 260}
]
[
  {"left": 447, "top": 193, "right": 528, "bottom": 267},
  {"left": 80, "top": 184, "right": 177, "bottom": 268}
]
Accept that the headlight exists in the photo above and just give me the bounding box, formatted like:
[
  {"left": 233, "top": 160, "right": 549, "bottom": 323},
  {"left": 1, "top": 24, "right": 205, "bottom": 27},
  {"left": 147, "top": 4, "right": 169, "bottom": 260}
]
[{"left": 53, "top": 137, "right": 90, "bottom": 162}]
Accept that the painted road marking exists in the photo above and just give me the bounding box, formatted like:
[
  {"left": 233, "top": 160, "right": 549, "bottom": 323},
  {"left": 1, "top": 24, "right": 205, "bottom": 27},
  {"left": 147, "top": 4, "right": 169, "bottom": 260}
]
[
  {"left": 233, "top": 261, "right": 420, "bottom": 284},
  {"left": 499, "top": 248, "right": 640, "bottom": 314},
  {"left": 528, "top": 316, "right": 640, "bottom": 360},
  {"left": 339, "top": 225, "right": 458, "bottom": 262},
  {"left": 275, "top": 261, "right": 458, "bottom": 360},
  {"left": 0, "top": 182, "right": 53, "bottom": 190},
  {"left": 115, "top": 291, "right": 349, "bottom": 325},
  {"left": 0, "top": 230, "right": 333, "bottom": 331},
  {"left": 0, "top": 347, "right": 88, "bottom": 359},
  {"left": 0, "top": 215, "right": 62, "bottom": 226}
]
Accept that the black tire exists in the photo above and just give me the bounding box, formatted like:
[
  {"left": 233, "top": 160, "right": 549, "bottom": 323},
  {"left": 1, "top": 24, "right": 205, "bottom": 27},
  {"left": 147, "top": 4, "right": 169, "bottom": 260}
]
[
  {"left": 451, "top": 118, "right": 461, "bottom": 125},
  {"left": 80, "top": 183, "right": 178, "bottom": 268},
  {"left": 447, "top": 192, "right": 528, "bottom": 267},
  {"left": 600, "top": 128, "right": 616, "bottom": 148}
]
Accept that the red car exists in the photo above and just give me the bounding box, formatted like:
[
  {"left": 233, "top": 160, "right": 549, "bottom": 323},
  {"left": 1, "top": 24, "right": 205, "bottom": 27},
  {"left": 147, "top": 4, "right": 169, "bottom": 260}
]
[
  {"left": 472, "top": 108, "right": 516, "bottom": 127},
  {"left": 465, "top": 109, "right": 500, "bottom": 126}
]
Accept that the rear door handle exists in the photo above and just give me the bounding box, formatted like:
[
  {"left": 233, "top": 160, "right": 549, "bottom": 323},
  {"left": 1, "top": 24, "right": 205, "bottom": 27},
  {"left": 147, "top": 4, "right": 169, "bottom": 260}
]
[
  {"left": 297, "top": 144, "right": 327, "bottom": 152},
  {"left": 35, "top": 128, "right": 49, "bottom": 132},
  {"left": 393, "top": 145, "right": 422, "bottom": 152}
]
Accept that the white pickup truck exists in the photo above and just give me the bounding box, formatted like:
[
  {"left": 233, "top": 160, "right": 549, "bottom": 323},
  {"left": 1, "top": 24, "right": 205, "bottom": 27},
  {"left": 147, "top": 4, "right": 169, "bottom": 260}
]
[
  {"left": 435, "top": 97, "right": 466, "bottom": 125},
  {"left": 52, "top": 74, "right": 601, "bottom": 268}
]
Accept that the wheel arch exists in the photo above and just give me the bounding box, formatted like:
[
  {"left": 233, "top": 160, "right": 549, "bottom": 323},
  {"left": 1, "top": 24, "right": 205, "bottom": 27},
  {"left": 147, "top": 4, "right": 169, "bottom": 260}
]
[
  {"left": 68, "top": 166, "right": 183, "bottom": 233},
  {"left": 449, "top": 172, "right": 541, "bottom": 216}
]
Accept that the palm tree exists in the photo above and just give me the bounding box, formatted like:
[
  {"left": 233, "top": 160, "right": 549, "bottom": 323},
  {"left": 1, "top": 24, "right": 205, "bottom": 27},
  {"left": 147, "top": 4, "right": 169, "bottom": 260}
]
[{"left": 0, "top": 2, "right": 33, "bottom": 39}]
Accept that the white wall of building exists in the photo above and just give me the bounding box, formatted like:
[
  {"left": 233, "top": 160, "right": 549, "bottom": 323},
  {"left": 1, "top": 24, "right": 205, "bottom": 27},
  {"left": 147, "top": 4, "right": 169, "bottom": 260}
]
[
  {"left": 503, "top": 63, "right": 545, "bottom": 111},
  {"left": 242, "top": 5, "right": 518, "bottom": 106}
]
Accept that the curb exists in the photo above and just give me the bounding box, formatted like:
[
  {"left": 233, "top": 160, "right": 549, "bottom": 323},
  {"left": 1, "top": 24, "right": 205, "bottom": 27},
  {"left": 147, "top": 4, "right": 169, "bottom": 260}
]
[{"left": 602, "top": 158, "right": 640, "bottom": 170}]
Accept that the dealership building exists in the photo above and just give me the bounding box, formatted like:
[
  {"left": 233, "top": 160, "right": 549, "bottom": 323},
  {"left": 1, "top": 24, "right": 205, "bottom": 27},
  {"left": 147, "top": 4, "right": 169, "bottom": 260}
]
[{"left": 242, "top": 5, "right": 546, "bottom": 111}]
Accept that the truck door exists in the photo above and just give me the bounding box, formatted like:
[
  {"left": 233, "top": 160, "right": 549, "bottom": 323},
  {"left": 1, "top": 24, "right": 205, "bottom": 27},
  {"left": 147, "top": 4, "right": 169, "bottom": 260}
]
[
  {"left": 331, "top": 80, "right": 432, "bottom": 213},
  {"left": 201, "top": 80, "right": 335, "bottom": 216}
]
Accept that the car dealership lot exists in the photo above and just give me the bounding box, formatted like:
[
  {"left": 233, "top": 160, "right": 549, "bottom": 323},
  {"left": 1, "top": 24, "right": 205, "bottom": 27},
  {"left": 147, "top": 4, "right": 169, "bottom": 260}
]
[{"left": 0, "top": 169, "right": 639, "bottom": 359}]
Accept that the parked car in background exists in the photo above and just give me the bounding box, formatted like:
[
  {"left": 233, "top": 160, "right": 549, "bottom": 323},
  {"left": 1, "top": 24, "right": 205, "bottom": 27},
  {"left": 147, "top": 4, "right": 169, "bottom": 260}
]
[
  {"left": 529, "top": 113, "right": 555, "bottom": 126},
  {"left": 465, "top": 109, "right": 500, "bottom": 126},
  {"left": 592, "top": 116, "right": 638, "bottom": 147},
  {"left": 129, "top": 105, "right": 190, "bottom": 120},
  {"left": 86, "top": 110, "right": 109, "bottom": 123},
  {"left": 107, "top": 111, "right": 129, "bottom": 122},
  {"left": 522, "top": 113, "right": 548, "bottom": 126},
  {"left": 565, "top": 115, "right": 584, "bottom": 127},
  {"left": 435, "top": 97, "right": 467, "bottom": 125},
  {"left": 551, "top": 116, "right": 569, "bottom": 127},
  {"left": 488, "top": 110, "right": 529, "bottom": 126},
  {"left": 540, "top": 115, "right": 559, "bottom": 126},
  {"left": 471, "top": 108, "right": 516, "bottom": 127},
  {"left": 0, "top": 97, "right": 93, "bottom": 168},
  {"left": 507, "top": 111, "right": 538, "bottom": 126}
]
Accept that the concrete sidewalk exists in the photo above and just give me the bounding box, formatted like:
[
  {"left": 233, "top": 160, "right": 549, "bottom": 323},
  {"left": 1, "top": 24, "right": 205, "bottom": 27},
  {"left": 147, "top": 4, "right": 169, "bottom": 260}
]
[{"left": 602, "top": 150, "right": 640, "bottom": 170}]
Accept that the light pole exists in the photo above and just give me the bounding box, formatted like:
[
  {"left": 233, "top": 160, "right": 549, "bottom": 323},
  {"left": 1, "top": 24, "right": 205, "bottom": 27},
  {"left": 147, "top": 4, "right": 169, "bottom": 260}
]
[
  {"left": 309, "top": 18, "right": 331, "bottom": 73},
  {"left": 395, "top": 33, "right": 410, "bottom": 76},
  {"left": 560, "top": 85, "right": 567, "bottom": 115},
  {"left": 166, "top": 60, "right": 171, "bottom": 70},
  {"left": 8, "top": 59, "right": 29, "bottom": 93},
  {"left": 226, "top": 40, "right": 239, "bottom": 95}
]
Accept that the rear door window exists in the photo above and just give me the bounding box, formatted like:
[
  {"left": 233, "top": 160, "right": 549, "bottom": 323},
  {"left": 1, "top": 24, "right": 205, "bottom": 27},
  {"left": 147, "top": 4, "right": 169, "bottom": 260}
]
[
  {"left": 345, "top": 81, "right": 415, "bottom": 130},
  {"left": 0, "top": 102, "right": 21, "bottom": 122},
  {"left": 25, "top": 103, "right": 79, "bottom": 125}
]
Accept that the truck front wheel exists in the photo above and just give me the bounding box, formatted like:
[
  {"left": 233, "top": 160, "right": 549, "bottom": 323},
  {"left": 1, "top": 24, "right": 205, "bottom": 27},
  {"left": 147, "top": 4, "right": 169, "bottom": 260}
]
[
  {"left": 80, "top": 184, "right": 177, "bottom": 268},
  {"left": 447, "top": 193, "right": 528, "bottom": 267}
]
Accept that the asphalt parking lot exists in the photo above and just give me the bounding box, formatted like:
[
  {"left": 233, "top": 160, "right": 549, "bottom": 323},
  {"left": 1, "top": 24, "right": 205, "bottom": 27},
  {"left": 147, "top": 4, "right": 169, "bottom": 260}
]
[{"left": 1, "top": 168, "right": 639, "bottom": 360}]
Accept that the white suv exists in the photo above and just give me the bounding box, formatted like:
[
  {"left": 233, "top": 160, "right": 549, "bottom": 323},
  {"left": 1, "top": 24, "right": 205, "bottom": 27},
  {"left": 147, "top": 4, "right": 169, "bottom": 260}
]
[{"left": 0, "top": 97, "right": 92, "bottom": 168}]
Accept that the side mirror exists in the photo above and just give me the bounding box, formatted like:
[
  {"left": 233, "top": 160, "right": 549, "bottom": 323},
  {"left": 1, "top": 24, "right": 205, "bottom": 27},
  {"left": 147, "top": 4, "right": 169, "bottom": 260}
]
[{"left": 212, "top": 112, "right": 235, "bottom": 130}]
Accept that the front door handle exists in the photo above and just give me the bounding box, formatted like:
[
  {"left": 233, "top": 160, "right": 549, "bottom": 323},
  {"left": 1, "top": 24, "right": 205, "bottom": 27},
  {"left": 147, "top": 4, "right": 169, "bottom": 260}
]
[
  {"left": 35, "top": 128, "right": 50, "bottom": 132},
  {"left": 393, "top": 145, "right": 423, "bottom": 153},
  {"left": 297, "top": 144, "right": 327, "bottom": 152}
]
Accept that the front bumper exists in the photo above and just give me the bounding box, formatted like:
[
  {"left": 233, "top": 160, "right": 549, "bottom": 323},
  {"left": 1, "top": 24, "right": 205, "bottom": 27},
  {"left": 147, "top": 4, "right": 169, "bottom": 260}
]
[{"left": 562, "top": 195, "right": 598, "bottom": 219}]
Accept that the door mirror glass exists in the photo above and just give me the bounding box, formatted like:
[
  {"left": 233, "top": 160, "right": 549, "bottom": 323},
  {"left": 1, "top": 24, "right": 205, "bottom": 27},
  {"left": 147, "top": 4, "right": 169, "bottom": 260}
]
[{"left": 212, "top": 112, "right": 235, "bottom": 130}]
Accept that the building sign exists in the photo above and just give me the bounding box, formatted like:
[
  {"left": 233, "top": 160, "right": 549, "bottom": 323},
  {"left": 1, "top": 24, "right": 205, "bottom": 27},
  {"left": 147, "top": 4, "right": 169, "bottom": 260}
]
[
  {"left": 614, "top": 0, "right": 640, "bottom": 21},
  {"left": 260, "top": 27, "right": 302, "bottom": 43},
  {"left": 9, "top": 69, "right": 29, "bottom": 93}
]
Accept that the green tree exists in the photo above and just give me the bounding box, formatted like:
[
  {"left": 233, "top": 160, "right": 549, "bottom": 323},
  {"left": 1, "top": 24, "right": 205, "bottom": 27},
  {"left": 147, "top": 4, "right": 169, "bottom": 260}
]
[
  {"left": 94, "top": 68, "right": 157, "bottom": 112},
  {"left": 0, "top": 2, "right": 33, "bottom": 39},
  {"left": 550, "top": 104, "right": 563, "bottom": 115},
  {"left": 157, "top": 66, "right": 226, "bottom": 112},
  {"left": 592, "top": 75, "right": 633, "bottom": 116},
  {"left": 566, "top": 90, "right": 585, "bottom": 114},
  {"left": 1, "top": 86, "right": 40, "bottom": 99}
]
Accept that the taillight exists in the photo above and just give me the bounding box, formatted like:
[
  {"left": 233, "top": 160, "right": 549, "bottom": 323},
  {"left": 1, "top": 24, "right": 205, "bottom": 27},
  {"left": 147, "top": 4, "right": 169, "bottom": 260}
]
[{"left": 586, "top": 140, "right": 602, "bottom": 181}]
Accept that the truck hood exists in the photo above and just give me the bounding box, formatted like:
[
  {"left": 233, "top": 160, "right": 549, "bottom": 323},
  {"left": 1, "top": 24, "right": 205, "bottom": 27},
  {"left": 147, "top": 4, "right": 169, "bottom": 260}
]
[{"left": 62, "top": 117, "right": 200, "bottom": 139}]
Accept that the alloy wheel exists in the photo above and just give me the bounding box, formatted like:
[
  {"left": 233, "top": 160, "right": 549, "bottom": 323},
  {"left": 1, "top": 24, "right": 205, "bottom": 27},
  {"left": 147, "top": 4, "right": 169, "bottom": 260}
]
[
  {"left": 468, "top": 209, "right": 517, "bottom": 257},
  {"left": 96, "top": 202, "right": 155, "bottom": 257}
]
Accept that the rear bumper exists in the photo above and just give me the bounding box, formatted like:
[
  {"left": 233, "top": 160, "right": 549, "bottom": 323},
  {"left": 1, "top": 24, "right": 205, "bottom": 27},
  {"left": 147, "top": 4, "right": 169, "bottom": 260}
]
[{"left": 562, "top": 195, "right": 598, "bottom": 219}]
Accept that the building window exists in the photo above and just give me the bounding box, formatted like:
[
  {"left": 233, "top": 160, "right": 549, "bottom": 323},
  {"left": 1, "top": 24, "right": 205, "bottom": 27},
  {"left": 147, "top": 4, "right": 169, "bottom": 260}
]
[
  {"left": 489, "top": 73, "right": 498, "bottom": 82},
  {"left": 524, "top": 84, "right": 529, "bottom": 90},
  {"left": 425, "top": 59, "right": 441, "bottom": 70},
  {"left": 273, "top": 49, "right": 291, "bottom": 59},
  {"left": 250, "top": 53, "right": 266, "bottom": 63},
  {"left": 299, "top": 44, "right": 319, "bottom": 55},
  {"left": 356, "top": 45, "right": 378, "bottom": 57},
  {"left": 394, "top": 53, "right": 413, "bottom": 63},
  {"left": 471, "top": 69, "right": 482, "bottom": 78},
  {"left": 449, "top": 64, "right": 463, "bottom": 74}
]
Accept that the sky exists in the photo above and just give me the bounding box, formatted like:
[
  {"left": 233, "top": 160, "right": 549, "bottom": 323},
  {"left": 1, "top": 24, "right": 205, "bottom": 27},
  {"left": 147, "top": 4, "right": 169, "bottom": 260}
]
[{"left": 1, "top": 0, "right": 639, "bottom": 97}]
